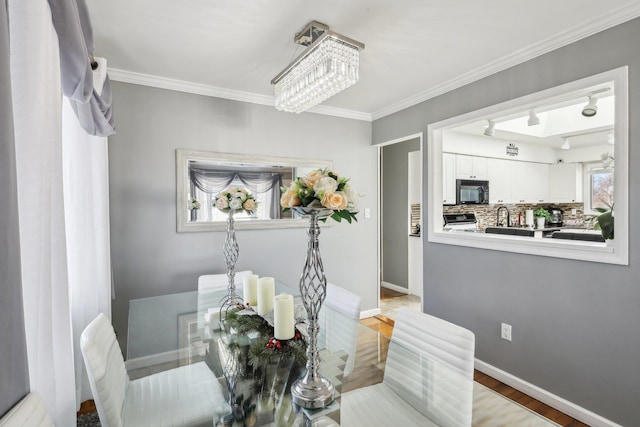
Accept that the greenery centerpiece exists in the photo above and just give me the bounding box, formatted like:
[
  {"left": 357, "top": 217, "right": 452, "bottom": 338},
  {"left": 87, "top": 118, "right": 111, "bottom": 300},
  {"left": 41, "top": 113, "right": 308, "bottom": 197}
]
[{"left": 224, "top": 304, "right": 307, "bottom": 367}]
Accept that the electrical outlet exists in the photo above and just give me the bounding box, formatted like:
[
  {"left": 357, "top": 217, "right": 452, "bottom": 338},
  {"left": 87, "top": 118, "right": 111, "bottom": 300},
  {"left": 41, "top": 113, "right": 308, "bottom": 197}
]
[{"left": 501, "top": 323, "right": 512, "bottom": 341}]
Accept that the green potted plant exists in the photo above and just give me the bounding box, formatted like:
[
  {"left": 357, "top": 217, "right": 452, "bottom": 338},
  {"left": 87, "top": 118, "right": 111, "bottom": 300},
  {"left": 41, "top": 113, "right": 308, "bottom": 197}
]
[
  {"left": 533, "top": 208, "right": 550, "bottom": 229},
  {"left": 593, "top": 204, "right": 614, "bottom": 240}
]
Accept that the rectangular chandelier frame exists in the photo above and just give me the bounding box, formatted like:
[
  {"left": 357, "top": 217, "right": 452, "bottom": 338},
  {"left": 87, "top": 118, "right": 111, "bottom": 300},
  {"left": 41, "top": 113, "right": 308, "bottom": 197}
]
[
  {"left": 271, "top": 21, "right": 365, "bottom": 113},
  {"left": 271, "top": 22, "right": 365, "bottom": 86}
]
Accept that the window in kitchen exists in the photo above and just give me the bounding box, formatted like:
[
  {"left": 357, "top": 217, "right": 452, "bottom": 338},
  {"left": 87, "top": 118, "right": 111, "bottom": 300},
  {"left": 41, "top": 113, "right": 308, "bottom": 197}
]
[{"left": 587, "top": 166, "right": 614, "bottom": 213}]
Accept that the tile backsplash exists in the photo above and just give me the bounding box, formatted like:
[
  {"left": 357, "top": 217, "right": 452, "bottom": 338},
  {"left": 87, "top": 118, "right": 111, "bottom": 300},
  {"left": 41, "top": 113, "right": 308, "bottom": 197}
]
[{"left": 443, "top": 202, "right": 585, "bottom": 229}]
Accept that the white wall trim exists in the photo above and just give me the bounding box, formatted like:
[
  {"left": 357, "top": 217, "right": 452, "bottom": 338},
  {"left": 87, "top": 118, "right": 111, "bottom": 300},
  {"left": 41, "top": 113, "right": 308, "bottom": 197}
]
[
  {"left": 380, "top": 281, "right": 409, "bottom": 294},
  {"left": 475, "top": 359, "right": 623, "bottom": 427},
  {"left": 370, "top": 4, "right": 640, "bottom": 120},
  {"left": 108, "top": 68, "right": 372, "bottom": 122},
  {"left": 107, "top": 6, "right": 640, "bottom": 124},
  {"left": 359, "top": 308, "right": 381, "bottom": 319}
]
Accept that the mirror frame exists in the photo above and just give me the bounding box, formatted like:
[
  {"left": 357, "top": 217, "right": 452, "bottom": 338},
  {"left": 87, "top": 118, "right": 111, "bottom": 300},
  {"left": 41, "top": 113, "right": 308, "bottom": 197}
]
[
  {"left": 427, "top": 66, "right": 629, "bottom": 265},
  {"left": 176, "top": 149, "right": 332, "bottom": 232}
]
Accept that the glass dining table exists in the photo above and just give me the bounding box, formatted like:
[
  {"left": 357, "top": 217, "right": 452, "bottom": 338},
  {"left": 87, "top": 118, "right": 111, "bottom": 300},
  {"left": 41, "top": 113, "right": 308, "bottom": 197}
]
[{"left": 126, "top": 282, "right": 473, "bottom": 427}]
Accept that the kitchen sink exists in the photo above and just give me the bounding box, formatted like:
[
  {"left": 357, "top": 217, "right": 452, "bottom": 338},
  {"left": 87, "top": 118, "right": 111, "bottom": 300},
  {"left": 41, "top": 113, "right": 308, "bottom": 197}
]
[{"left": 484, "top": 227, "right": 535, "bottom": 237}]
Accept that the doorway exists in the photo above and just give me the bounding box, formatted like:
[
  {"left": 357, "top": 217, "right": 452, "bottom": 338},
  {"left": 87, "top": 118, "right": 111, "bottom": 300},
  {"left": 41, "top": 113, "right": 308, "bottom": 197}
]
[{"left": 378, "top": 133, "right": 423, "bottom": 320}]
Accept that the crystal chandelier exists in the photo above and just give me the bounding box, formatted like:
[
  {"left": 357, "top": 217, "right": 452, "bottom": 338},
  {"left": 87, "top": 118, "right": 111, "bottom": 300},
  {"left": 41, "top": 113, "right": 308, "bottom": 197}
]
[{"left": 271, "top": 21, "right": 365, "bottom": 114}]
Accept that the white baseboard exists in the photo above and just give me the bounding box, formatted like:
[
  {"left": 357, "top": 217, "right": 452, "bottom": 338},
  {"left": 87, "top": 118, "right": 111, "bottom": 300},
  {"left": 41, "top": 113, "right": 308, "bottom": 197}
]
[
  {"left": 474, "top": 359, "right": 622, "bottom": 427},
  {"left": 381, "top": 281, "right": 410, "bottom": 294},
  {"left": 360, "top": 308, "right": 381, "bottom": 319}
]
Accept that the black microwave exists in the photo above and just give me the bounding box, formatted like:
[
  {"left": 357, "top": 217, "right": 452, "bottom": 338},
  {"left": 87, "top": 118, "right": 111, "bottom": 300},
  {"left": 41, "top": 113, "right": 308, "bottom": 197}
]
[{"left": 456, "top": 179, "right": 489, "bottom": 205}]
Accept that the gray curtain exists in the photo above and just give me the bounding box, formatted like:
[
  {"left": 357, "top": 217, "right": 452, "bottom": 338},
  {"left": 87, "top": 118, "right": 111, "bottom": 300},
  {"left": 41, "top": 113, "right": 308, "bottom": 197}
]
[
  {"left": 0, "top": 0, "right": 30, "bottom": 416},
  {"left": 190, "top": 169, "right": 283, "bottom": 219},
  {"left": 47, "top": 0, "right": 115, "bottom": 136}
]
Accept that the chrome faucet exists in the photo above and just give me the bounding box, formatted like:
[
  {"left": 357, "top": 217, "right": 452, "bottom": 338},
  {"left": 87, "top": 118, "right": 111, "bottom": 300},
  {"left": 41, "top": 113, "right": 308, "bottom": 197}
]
[{"left": 496, "top": 206, "right": 510, "bottom": 227}]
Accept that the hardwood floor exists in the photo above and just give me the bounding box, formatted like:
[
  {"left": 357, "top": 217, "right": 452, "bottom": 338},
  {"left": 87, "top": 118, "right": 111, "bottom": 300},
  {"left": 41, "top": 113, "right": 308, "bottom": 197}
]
[{"left": 362, "top": 314, "right": 589, "bottom": 427}]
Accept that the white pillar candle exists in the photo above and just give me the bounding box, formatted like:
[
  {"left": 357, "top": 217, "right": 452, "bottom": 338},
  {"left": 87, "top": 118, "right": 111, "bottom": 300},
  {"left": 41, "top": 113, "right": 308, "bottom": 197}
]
[
  {"left": 243, "top": 275, "right": 259, "bottom": 306},
  {"left": 257, "top": 277, "right": 275, "bottom": 315},
  {"left": 273, "top": 294, "right": 295, "bottom": 340}
]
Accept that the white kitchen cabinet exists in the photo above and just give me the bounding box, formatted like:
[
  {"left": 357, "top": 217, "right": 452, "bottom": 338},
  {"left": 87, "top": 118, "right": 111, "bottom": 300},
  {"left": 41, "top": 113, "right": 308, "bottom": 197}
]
[
  {"left": 549, "top": 163, "right": 583, "bottom": 203},
  {"left": 487, "top": 158, "right": 514, "bottom": 204},
  {"left": 512, "top": 162, "right": 549, "bottom": 203},
  {"left": 442, "top": 153, "right": 456, "bottom": 204},
  {"left": 455, "top": 155, "right": 487, "bottom": 179}
]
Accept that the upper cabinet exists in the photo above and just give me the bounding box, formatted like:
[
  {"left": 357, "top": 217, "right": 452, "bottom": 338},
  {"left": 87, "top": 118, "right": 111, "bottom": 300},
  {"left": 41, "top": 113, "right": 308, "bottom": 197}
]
[
  {"left": 442, "top": 153, "right": 456, "bottom": 204},
  {"left": 455, "top": 155, "right": 487, "bottom": 179},
  {"left": 446, "top": 153, "right": 581, "bottom": 204},
  {"left": 512, "top": 162, "right": 549, "bottom": 203},
  {"left": 549, "top": 163, "right": 583, "bottom": 203},
  {"left": 487, "top": 158, "right": 514, "bottom": 204}
]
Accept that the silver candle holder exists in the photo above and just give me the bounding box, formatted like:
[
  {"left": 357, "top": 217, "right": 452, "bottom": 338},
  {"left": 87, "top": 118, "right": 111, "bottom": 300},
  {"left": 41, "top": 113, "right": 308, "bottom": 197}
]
[
  {"left": 290, "top": 207, "right": 335, "bottom": 409},
  {"left": 219, "top": 210, "right": 244, "bottom": 316}
]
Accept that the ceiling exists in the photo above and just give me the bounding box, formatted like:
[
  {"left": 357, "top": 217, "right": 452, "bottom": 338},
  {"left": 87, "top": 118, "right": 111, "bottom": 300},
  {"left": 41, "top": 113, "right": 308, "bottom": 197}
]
[{"left": 87, "top": 1, "right": 640, "bottom": 121}]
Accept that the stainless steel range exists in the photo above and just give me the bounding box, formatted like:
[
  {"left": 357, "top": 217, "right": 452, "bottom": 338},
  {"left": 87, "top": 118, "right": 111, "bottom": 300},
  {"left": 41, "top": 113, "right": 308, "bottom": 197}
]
[{"left": 443, "top": 213, "right": 480, "bottom": 232}]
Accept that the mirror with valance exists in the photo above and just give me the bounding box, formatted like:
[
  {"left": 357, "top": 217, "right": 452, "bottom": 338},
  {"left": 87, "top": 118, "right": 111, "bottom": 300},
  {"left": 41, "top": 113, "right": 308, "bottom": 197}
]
[{"left": 176, "top": 150, "right": 332, "bottom": 232}]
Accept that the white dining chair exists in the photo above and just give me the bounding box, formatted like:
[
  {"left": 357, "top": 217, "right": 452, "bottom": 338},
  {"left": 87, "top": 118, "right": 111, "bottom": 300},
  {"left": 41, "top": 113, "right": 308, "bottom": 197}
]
[
  {"left": 0, "top": 392, "right": 54, "bottom": 427},
  {"left": 321, "top": 283, "right": 362, "bottom": 377},
  {"left": 197, "top": 270, "right": 253, "bottom": 328},
  {"left": 197, "top": 270, "right": 253, "bottom": 291},
  {"left": 341, "top": 307, "right": 475, "bottom": 427},
  {"left": 81, "top": 313, "right": 229, "bottom": 427}
]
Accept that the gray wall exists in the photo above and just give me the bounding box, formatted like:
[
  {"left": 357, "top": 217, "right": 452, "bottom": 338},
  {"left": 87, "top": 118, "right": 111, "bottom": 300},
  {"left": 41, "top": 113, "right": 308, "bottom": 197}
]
[
  {"left": 0, "top": 0, "right": 30, "bottom": 415},
  {"left": 381, "top": 138, "right": 420, "bottom": 289},
  {"left": 108, "top": 83, "right": 377, "bottom": 353},
  {"left": 372, "top": 18, "right": 640, "bottom": 426}
]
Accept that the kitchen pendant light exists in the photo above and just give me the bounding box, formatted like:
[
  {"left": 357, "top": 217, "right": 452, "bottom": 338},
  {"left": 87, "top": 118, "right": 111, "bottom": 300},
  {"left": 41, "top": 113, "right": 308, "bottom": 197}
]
[
  {"left": 527, "top": 108, "right": 540, "bottom": 126},
  {"left": 484, "top": 120, "right": 496, "bottom": 137},
  {"left": 271, "top": 21, "right": 365, "bottom": 114},
  {"left": 581, "top": 95, "right": 598, "bottom": 117}
]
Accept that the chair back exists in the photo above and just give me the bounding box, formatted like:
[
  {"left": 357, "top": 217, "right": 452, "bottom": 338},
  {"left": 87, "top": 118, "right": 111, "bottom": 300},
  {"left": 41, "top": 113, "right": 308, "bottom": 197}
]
[
  {"left": 384, "top": 308, "right": 475, "bottom": 427},
  {"left": 197, "top": 270, "right": 253, "bottom": 329},
  {"left": 80, "top": 313, "right": 129, "bottom": 427},
  {"left": 322, "top": 283, "right": 362, "bottom": 377},
  {"left": 0, "top": 392, "right": 54, "bottom": 427},
  {"left": 197, "top": 270, "right": 253, "bottom": 291}
]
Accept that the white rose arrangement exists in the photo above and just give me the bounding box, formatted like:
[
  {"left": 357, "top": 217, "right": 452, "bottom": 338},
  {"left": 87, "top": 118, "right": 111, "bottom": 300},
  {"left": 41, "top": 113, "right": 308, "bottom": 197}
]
[
  {"left": 214, "top": 187, "right": 257, "bottom": 214},
  {"left": 280, "top": 168, "right": 359, "bottom": 223},
  {"left": 189, "top": 198, "right": 201, "bottom": 210}
]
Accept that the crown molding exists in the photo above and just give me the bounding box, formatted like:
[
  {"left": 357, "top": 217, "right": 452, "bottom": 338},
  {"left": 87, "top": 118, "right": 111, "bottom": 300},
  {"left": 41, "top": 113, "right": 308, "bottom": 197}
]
[
  {"left": 108, "top": 68, "right": 372, "bottom": 122},
  {"left": 370, "top": 4, "right": 640, "bottom": 121},
  {"left": 108, "top": 5, "right": 640, "bottom": 124}
]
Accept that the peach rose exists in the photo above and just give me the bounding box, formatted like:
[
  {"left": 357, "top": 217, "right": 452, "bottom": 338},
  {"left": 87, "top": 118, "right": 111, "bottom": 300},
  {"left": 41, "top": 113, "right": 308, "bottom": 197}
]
[
  {"left": 322, "top": 191, "right": 348, "bottom": 210},
  {"left": 243, "top": 198, "right": 256, "bottom": 212},
  {"left": 301, "top": 170, "right": 326, "bottom": 189},
  {"left": 215, "top": 197, "right": 229, "bottom": 210},
  {"left": 280, "top": 190, "right": 301, "bottom": 208}
]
